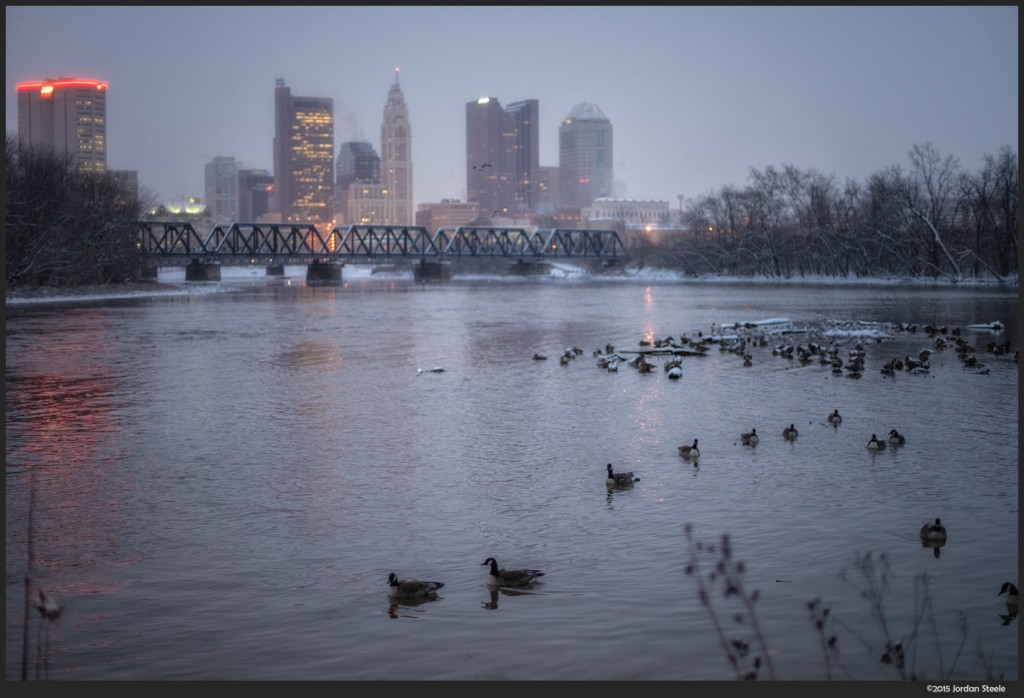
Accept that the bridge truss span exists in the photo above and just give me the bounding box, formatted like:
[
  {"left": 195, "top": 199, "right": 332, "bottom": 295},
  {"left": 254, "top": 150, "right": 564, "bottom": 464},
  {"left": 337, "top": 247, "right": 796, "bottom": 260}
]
[
  {"left": 205, "top": 223, "right": 329, "bottom": 263},
  {"left": 135, "top": 222, "right": 624, "bottom": 264}
]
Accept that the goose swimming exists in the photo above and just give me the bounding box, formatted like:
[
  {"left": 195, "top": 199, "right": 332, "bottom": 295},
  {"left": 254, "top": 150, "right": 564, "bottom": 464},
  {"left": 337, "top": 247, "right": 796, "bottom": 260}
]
[
  {"left": 678, "top": 439, "right": 700, "bottom": 459},
  {"left": 741, "top": 428, "right": 759, "bottom": 446},
  {"left": 606, "top": 462, "right": 638, "bottom": 486},
  {"left": 919, "top": 518, "right": 947, "bottom": 543},
  {"left": 867, "top": 433, "right": 885, "bottom": 450},
  {"left": 782, "top": 424, "right": 798, "bottom": 440},
  {"left": 481, "top": 557, "right": 545, "bottom": 588},
  {"left": 999, "top": 582, "right": 1018, "bottom": 614},
  {"left": 387, "top": 573, "right": 444, "bottom": 600},
  {"left": 888, "top": 429, "right": 906, "bottom": 446},
  {"left": 828, "top": 410, "right": 842, "bottom": 426}
]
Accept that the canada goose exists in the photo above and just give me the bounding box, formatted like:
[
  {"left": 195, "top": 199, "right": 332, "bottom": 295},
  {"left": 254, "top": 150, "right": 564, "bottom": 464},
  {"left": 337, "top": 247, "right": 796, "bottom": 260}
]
[
  {"left": 667, "top": 366, "right": 683, "bottom": 380},
  {"left": 741, "top": 428, "right": 758, "bottom": 446},
  {"left": 387, "top": 573, "right": 444, "bottom": 600},
  {"left": 998, "top": 582, "right": 1018, "bottom": 612},
  {"left": 888, "top": 429, "right": 906, "bottom": 446},
  {"left": 919, "top": 518, "right": 947, "bottom": 543},
  {"left": 867, "top": 433, "right": 885, "bottom": 450},
  {"left": 678, "top": 439, "right": 700, "bottom": 459},
  {"left": 606, "top": 463, "right": 638, "bottom": 486},
  {"left": 481, "top": 557, "right": 545, "bottom": 588},
  {"left": 782, "top": 424, "right": 798, "bottom": 440},
  {"left": 828, "top": 410, "right": 842, "bottom": 426}
]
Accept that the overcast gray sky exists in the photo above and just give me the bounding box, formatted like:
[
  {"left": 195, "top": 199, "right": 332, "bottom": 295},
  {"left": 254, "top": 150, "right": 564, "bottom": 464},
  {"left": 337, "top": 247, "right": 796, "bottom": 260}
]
[{"left": 6, "top": 5, "right": 1018, "bottom": 210}]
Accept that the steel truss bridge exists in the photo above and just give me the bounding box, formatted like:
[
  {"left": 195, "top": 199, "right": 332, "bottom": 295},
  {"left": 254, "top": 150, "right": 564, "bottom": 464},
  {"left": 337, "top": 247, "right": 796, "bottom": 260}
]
[{"left": 136, "top": 222, "right": 625, "bottom": 265}]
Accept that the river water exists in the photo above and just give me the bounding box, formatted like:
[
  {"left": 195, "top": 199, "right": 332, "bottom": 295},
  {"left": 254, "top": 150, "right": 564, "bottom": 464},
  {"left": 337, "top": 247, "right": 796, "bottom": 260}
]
[{"left": 4, "top": 266, "right": 1019, "bottom": 682}]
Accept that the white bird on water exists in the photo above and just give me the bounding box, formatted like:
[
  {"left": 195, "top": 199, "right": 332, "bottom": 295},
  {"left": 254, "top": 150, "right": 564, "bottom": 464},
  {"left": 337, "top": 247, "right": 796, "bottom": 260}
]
[{"left": 34, "top": 589, "right": 62, "bottom": 621}]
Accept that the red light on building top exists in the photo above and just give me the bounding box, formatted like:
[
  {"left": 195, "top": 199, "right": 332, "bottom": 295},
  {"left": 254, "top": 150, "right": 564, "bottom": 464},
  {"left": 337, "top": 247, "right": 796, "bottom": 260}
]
[
  {"left": 578, "top": 178, "right": 590, "bottom": 184},
  {"left": 16, "top": 78, "right": 109, "bottom": 95}
]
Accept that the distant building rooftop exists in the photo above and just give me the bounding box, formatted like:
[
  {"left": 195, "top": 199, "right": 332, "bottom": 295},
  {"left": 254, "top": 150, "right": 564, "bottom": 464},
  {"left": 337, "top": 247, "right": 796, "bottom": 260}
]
[{"left": 564, "top": 102, "right": 609, "bottom": 123}]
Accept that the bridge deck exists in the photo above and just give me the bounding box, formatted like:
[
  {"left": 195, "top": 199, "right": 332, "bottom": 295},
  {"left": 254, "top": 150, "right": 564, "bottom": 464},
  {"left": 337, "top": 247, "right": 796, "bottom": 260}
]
[{"left": 136, "top": 222, "right": 625, "bottom": 264}]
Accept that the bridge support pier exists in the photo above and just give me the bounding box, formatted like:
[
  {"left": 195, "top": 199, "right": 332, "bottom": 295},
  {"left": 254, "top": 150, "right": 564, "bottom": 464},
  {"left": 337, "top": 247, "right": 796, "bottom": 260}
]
[
  {"left": 266, "top": 263, "right": 285, "bottom": 276},
  {"left": 414, "top": 260, "right": 453, "bottom": 283},
  {"left": 138, "top": 264, "right": 159, "bottom": 280},
  {"left": 508, "top": 259, "right": 551, "bottom": 276},
  {"left": 186, "top": 259, "right": 221, "bottom": 281},
  {"left": 306, "top": 260, "right": 343, "bottom": 286}
]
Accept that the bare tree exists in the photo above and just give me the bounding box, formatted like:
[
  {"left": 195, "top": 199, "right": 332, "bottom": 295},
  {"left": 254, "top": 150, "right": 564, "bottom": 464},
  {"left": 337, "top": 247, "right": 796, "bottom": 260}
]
[
  {"left": 6, "top": 136, "right": 144, "bottom": 286},
  {"left": 900, "top": 142, "right": 963, "bottom": 279},
  {"left": 984, "top": 146, "right": 1019, "bottom": 277}
]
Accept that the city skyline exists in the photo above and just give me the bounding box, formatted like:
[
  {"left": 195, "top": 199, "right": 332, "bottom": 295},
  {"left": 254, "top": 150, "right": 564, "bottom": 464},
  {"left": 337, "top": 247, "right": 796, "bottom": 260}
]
[{"left": 5, "top": 6, "right": 1018, "bottom": 210}]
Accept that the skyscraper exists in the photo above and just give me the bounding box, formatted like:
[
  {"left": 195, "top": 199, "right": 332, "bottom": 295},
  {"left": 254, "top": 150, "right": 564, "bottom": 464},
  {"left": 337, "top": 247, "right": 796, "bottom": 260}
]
[
  {"left": 466, "top": 97, "right": 540, "bottom": 216},
  {"left": 380, "top": 70, "right": 413, "bottom": 224},
  {"left": 205, "top": 156, "right": 239, "bottom": 225},
  {"left": 335, "top": 142, "right": 380, "bottom": 223},
  {"left": 504, "top": 99, "right": 540, "bottom": 212},
  {"left": 237, "top": 169, "right": 274, "bottom": 223},
  {"left": 346, "top": 72, "right": 414, "bottom": 226},
  {"left": 272, "top": 78, "right": 334, "bottom": 223},
  {"left": 16, "top": 77, "right": 108, "bottom": 175},
  {"left": 337, "top": 142, "right": 381, "bottom": 187},
  {"left": 558, "top": 102, "right": 613, "bottom": 210}
]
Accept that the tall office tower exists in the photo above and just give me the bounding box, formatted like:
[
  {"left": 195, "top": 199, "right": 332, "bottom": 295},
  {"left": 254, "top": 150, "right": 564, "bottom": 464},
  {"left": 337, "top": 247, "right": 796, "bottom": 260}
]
[
  {"left": 558, "top": 102, "right": 613, "bottom": 210},
  {"left": 380, "top": 69, "right": 413, "bottom": 224},
  {"left": 503, "top": 99, "right": 540, "bottom": 212},
  {"left": 205, "top": 156, "right": 239, "bottom": 225},
  {"left": 237, "top": 169, "right": 274, "bottom": 222},
  {"left": 272, "top": 78, "right": 334, "bottom": 223},
  {"left": 466, "top": 96, "right": 539, "bottom": 216},
  {"left": 335, "top": 142, "right": 381, "bottom": 224},
  {"left": 16, "top": 77, "right": 108, "bottom": 175}
]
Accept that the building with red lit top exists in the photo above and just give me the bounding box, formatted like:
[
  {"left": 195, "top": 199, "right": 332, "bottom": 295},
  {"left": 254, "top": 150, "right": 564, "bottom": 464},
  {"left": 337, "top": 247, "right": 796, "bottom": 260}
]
[{"left": 16, "top": 77, "right": 108, "bottom": 175}]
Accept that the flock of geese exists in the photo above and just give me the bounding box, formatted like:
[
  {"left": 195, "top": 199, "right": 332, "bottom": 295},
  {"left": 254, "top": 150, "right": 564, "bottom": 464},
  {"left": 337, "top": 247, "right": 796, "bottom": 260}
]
[
  {"left": 665, "top": 411, "right": 906, "bottom": 463},
  {"left": 587, "top": 322, "right": 1016, "bottom": 624},
  {"left": 398, "top": 320, "right": 1016, "bottom": 621}
]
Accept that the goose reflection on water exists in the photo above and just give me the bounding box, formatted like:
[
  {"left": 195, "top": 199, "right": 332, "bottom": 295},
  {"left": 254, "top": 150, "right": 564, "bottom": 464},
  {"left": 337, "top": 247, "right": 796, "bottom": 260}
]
[
  {"left": 387, "top": 594, "right": 443, "bottom": 619},
  {"left": 481, "top": 586, "right": 537, "bottom": 610},
  {"left": 921, "top": 537, "right": 946, "bottom": 558}
]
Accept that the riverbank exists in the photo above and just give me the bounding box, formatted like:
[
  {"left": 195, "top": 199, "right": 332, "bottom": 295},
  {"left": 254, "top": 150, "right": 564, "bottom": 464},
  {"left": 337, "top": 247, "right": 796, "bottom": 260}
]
[
  {"left": 5, "top": 269, "right": 1017, "bottom": 307},
  {"left": 5, "top": 279, "right": 191, "bottom": 305}
]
